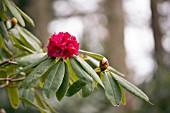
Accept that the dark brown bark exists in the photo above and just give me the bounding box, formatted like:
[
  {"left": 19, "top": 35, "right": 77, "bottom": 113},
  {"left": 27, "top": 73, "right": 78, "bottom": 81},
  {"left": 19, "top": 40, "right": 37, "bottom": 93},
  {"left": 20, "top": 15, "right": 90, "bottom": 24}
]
[{"left": 151, "top": 0, "right": 163, "bottom": 63}]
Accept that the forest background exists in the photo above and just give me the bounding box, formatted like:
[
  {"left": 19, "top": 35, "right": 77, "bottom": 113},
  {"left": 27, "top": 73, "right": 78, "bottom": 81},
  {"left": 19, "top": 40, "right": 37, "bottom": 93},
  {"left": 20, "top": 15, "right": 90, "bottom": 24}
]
[{"left": 1, "top": 0, "right": 170, "bottom": 113}]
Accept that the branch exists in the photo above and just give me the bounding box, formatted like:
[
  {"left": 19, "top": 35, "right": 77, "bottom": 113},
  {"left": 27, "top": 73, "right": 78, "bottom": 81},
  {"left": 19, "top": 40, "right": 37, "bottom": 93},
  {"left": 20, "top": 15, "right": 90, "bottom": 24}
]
[
  {"left": 0, "top": 56, "right": 18, "bottom": 66},
  {"left": 0, "top": 77, "right": 25, "bottom": 82},
  {"left": 0, "top": 77, "right": 25, "bottom": 88}
]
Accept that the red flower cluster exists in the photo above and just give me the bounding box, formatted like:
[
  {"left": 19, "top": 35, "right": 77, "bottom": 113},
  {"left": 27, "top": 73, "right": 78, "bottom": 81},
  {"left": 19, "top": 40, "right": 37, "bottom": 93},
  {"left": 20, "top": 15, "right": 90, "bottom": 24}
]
[{"left": 47, "top": 32, "right": 79, "bottom": 59}]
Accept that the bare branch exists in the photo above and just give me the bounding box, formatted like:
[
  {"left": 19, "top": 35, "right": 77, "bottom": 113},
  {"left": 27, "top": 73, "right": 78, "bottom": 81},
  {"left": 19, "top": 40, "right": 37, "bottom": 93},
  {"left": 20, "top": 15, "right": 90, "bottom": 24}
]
[{"left": 0, "top": 77, "right": 25, "bottom": 88}]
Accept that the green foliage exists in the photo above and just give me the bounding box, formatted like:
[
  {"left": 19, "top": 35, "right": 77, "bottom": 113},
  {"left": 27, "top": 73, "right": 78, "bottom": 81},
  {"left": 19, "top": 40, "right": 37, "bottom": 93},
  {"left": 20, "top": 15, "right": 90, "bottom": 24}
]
[
  {"left": 73, "top": 55, "right": 104, "bottom": 88},
  {"left": 6, "top": 82, "right": 20, "bottom": 109},
  {"left": 66, "top": 79, "right": 86, "bottom": 97},
  {"left": 43, "top": 60, "right": 65, "bottom": 98},
  {"left": 103, "top": 71, "right": 122, "bottom": 106},
  {"left": 19, "top": 58, "right": 54, "bottom": 89},
  {"left": 3, "top": 0, "right": 25, "bottom": 26},
  {"left": 111, "top": 72, "right": 150, "bottom": 103},
  {"left": 70, "top": 57, "right": 93, "bottom": 84},
  {"left": 56, "top": 64, "right": 70, "bottom": 101},
  {"left": 0, "top": 0, "right": 152, "bottom": 113},
  {"left": 82, "top": 82, "right": 94, "bottom": 98}
]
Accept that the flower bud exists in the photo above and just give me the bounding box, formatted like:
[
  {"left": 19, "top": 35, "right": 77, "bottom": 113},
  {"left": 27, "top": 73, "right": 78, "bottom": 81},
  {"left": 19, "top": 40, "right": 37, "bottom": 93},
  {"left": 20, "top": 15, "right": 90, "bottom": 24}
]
[
  {"left": 100, "top": 57, "right": 109, "bottom": 71},
  {"left": 11, "top": 17, "right": 18, "bottom": 26}
]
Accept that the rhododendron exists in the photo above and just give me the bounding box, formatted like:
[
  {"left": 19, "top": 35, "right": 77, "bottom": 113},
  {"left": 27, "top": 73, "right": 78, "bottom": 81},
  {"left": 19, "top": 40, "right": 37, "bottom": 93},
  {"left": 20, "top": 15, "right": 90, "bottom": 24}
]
[{"left": 47, "top": 32, "right": 79, "bottom": 59}]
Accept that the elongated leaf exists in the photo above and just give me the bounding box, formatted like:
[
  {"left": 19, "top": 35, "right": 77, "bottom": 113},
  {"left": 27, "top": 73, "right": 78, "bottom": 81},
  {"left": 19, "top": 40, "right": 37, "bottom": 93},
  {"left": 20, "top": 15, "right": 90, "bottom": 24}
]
[
  {"left": 21, "top": 55, "right": 49, "bottom": 72},
  {"left": 70, "top": 58, "right": 93, "bottom": 84},
  {"left": 2, "top": 2, "right": 7, "bottom": 11},
  {"left": 82, "top": 83, "right": 94, "bottom": 98},
  {"left": 16, "top": 26, "right": 42, "bottom": 52},
  {"left": 119, "top": 85, "right": 126, "bottom": 105},
  {"left": 111, "top": 72, "right": 150, "bottom": 103},
  {"left": 19, "top": 58, "right": 54, "bottom": 89},
  {"left": 0, "top": 9, "right": 8, "bottom": 21},
  {"left": 3, "top": 0, "right": 25, "bottom": 26},
  {"left": 65, "top": 59, "right": 79, "bottom": 81},
  {"left": 103, "top": 72, "right": 122, "bottom": 106},
  {"left": 17, "top": 53, "right": 46, "bottom": 66},
  {"left": 0, "top": 20, "right": 8, "bottom": 40},
  {"left": 6, "top": 82, "right": 19, "bottom": 109},
  {"left": 10, "top": 28, "right": 35, "bottom": 51},
  {"left": 35, "top": 91, "right": 47, "bottom": 113},
  {"left": 43, "top": 61, "right": 65, "bottom": 98},
  {"left": 42, "top": 100, "right": 58, "bottom": 113},
  {"left": 0, "top": 34, "right": 5, "bottom": 48},
  {"left": 108, "top": 66, "right": 125, "bottom": 77},
  {"left": 20, "top": 98, "right": 49, "bottom": 113},
  {"left": 22, "top": 89, "right": 34, "bottom": 108},
  {"left": 73, "top": 55, "right": 104, "bottom": 88},
  {"left": 78, "top": 50, "right": 104, "bottom": 60},
  {"left": 15, "top": 6, "right": 34, "bottom": 27},
  {"left": 14, "top": 43, "right": 35, "bottom": 53},
  {"left": 18, "top": 33, "right": 36, "bottom": 51},
  {"left": 17, "top": 26, "right": 42, "bottom": 47},
  {"left": 40, "top": 58, "right": 61, "bottom": 83},
  {"left": 66, "top": 80, "right": 86, "bottom": 97},
  {"left": 56, "top": 63, "right": 70, "bottom": 101}
]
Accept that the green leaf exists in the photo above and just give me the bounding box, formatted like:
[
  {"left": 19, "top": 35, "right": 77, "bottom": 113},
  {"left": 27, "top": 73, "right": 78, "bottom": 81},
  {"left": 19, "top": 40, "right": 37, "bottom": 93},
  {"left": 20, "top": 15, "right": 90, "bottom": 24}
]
[
  {"left": 43, "top": 61, "right": 65, "bottom": 98},
  {"left": 111, "top": 72, "right": 151, "bottom": 103},
  {"left": 42, "top": 100, "right": 58, "bottom": 113},
  {"left": 20, "top": 98, "right": 49, "bottom": 113},
  {"left": 21, "top": 55, "right": 49, "bottom": 72},
  {"left": 56, "top": 63, "right": 70, "bottom": 101},
  {"left": 70, "top": 58, "right": 93, "bottom": 84},
  {"left": 19, "top": 58, "right": 54, "bottom": 89},
  {"left": 6, "top": 82, "right": 19, "bottom": 109},
  {"left": 17, "top": 53, "right": 46, "bottom": 66},
  {"left": 65, "top": 59, "right": 79, "bottom": 81},
  {"left": 5, "top": 64, "right": 18, "bottom": 76},
  {"left": 0, "top": 9, "right": 8, "bottom": 21},
  {"left": 78, "top": 50, "right": 104, "bottom": 60},
  {"left": 18, "top": 33, "right": 36, "bottom": 51},
  {"left": 17, "top": 26, "right": 42, "bottom": 47},
  {"left": 14, "top": 44, "right": 34, "bottom": 53},
  {"left": 35, "top": 91, "right": 47, "bottom": 113},
  {"left": 0, "top": 69, "right": 7, "bottom": 77},
  {"left": 119, "top": 85, "right": 126, "bottom": 105},
  {"left": 103, "top": 72, "right": 122, "bottom": 106},
  {"left": 22, "top": 89, "right": 35, "bottom": 108},
  {"left": 82, "top": 83, "right": 94, "bottom": 98},
  {"left": 73, "top": 55, "right": 104, "bottom": 88},
  {"left": 10, "top": 28, "right": 35, "bottom": 51},
  {"left": 0, "top": 34, "right": 5, "bottom": 47},
  {"left": 15, "top": 6, "right": 35, "bottom": 27},
  {"left": 108, "top": 66, "right": 125, "bottom": 77},
  {"left": 3, "top": 0, "right": 25, "bottom": 26},
  {"left": 0, "top": 20, "right": 8, "bottom": 40},
  {"left": 2, "top": 2, "right": 7, "bottom": 11},
  {"left": 66, "top": 80, "right": 86, "bottom": 97},
  {"left": 16, "top": 26, "right": 42, "bottom": 52}
]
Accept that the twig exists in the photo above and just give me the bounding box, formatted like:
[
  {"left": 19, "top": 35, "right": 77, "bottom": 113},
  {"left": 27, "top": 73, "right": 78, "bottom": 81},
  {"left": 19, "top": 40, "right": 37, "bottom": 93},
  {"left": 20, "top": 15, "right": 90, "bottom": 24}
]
[
  {"left": 0, "top": 84, "right": 8, "bottom": 88},
  {"left": 0, "top": 56, "right": 17, "bottom": 66},
  {"left": 0, "top": 77, "right": 25, "bottom": 88},
  {"left": 0, "top": 77, "right": 25, "bottom": 82}
]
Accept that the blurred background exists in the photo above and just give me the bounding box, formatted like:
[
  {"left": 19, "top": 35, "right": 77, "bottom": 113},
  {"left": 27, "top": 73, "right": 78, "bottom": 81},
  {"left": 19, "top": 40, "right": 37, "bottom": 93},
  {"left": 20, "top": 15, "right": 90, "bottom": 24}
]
[{"left": 1, "top": 0, "right": 170, "bottom": 113}]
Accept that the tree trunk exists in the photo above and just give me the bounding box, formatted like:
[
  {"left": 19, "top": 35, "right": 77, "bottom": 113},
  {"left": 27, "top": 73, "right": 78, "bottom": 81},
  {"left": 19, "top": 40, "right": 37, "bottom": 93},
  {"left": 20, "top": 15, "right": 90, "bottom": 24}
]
[
  {"left": 151, "top": 0, "right": 164, "bottom": 66},
  {"left": 20, "top": 0, "right": 53, "bottom": 44},
  {"left": 104, "top": 0, "right": 127, "bottom": 74}
]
